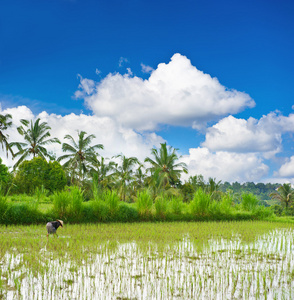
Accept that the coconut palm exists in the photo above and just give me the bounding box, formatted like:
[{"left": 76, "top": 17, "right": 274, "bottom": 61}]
[
  {"left": 145, "top": 142, "right": 188, "bottom": 188},
  {"left": 112, "top": 154, "right": 140, "bottom": 201},
  {"left": 12, "top": 118, "right": 60, "bottom": 168},
  {"left": 270, "top": 183, "right": 294, "bottom": 210},
  {"left": 90, "top": 156, "right": 116, "bottom": 189},
  {"left": 0, "top": 113, "right": 14, "bottom": 157},
  {"left": 58, "top": 131, "right": 103, "bottom": 184}
]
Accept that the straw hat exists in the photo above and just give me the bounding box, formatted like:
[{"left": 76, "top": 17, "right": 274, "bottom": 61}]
[{"left": 57, "top": 220, "right": 64, "bottom": 227}]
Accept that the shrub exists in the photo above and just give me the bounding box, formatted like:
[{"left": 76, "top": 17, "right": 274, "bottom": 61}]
[
  {"left": 13, "top": 157, "right": 66, "bottom": 194},
  {"left": 103, "top": 190, "right": 120, "bottom": 218},
  {"left": 117, "top": 203, "right": 139, "bottom": 222},
  {"left": 52, "top": 189, "right": 70, "bottom": 219},
  {"left": 170, "top": 196, "right": 184, "bottom": 215},
  {"left": 155, "top": 195, "right": 168, "bottom": 219},
  {"left": 90, "top": 200, "right": 109, "bottom": 222},
  {"left": 68, "top": 186, "right": 84, "bottom": 221},
  {"left": 136, "top": 190, "right": 153, "bottom": 220},
  {"left": 241, "top": 193, "right": 259, "bottom": 211},
  {"left": 190, "top": 189, "right": 211, "bottom": 216}
]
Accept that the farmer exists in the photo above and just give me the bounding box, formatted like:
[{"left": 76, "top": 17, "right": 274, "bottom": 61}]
[{"left": 46, "top": 220, "right": 63, "bottom": 238}]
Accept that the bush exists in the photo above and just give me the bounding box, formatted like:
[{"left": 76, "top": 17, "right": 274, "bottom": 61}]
[
  {"left": 13, "top": 157, "right": 66, "bottom": 194},
  {"left": 2, "top": 203, "right": 44, "bottom": 224},
  {"left": 52, "top": 189, "right": 70, "bottom": 219},
  {"left": 68, "top": 186, "right": 84, "bottom": 220},
  {"left": 90, "top": 200, "right": 109, "bottom": 222},
  {"left": 136, "top": 190, "right": 153, "bottom": 220},
  {"left": 104, "top": 190, "right": 120, "bottom": 218},
  {"left": 190, "top": 189, "right": 211, "bottom": 216},
  {"left": 241, "top": 193, "right": 259, "bottom": 211},
  {"left": 155, "top": 195, "right": 168, "bottom": 219},
  {"left": 117, "top": 203, "right": 139, "bottom": 222},
  {"left": 169, "top": 196, "right": 184, "bottom": 215}
]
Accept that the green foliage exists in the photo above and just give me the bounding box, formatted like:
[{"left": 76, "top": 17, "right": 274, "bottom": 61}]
[
  {"left": 90, "top": 200, "right": 109, "bottom": 222},
  {"left": 0, "top": 193, "right": 8, "bottom": 224},
  {"left": 117, "top": 203, "right": 139, "bottom": 222},
  {"left": 104, "top": 190, "right": 120, "bottom": 217},
  {"left": 136, "top": 190, "right": 153, "bottom": 219},
  {"left": 241, "top": 193, "right": 259, "bottom": 211},
  {"left": 170, "top": 196, "right": 184, "bottom": 215},
  {"left": 68, "top": 186, "right": 84, "bottom": 220},
  {"left": 0, "top": 159, "right": 12, "bottom": 195},
  {"left": 13, "top": 157, "right": 66, "bottom": 194},
  {"left": 190, "top": 188, "right": 211, "bottom": 216},
  {"left": 154, "top": 195, "right": 168, "bottom": 219},
  {"left": 52, "top": 189, "right": 70, "bottom": 219},
  {"left": 1, "top": 202, "right": 44, "bottom": 224}
]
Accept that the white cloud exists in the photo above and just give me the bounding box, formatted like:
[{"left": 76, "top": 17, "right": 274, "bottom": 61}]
[
  {"left": 276, "top": 156, "right": 294, "bottom": 178},
  {"left": 202, "top": 112, "right": 294, "bottom": 158},
  {"left": 202, "top": 115, "right": 282, "bottom": 155},
  {"left": 0, "top": 106, "right": 164, "bottom": 168},
  {"left": 141, "top": 63, "right": 154, "bottom": 74},
  {"left": 77, "top": 53, "right": 255, "bottom": 131},
  {"left": 180, "top": 147, "right": 269, "bottom": 183}
]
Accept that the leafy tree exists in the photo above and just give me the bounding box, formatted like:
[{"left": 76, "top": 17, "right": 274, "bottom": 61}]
[
  {"left": 188, "top": 174, "right": 206, "bottom": 190},
  {"left": 13, "top": 157, "right": 66, "bottom": 194},
  {"left": 132, "top": 164, "right": 147, "bottom": 193},
  {"left": 58, "top": 131, "right": 103, "bottom": 184},
  {"left": 145, "top": 143, "right": 188, "bottom": 188},
  {"left": 90, "top": 156, "right": 116, "bottom": 189},
  {"left": 0, "top": 113, "right": 14, "bottom": 157},
  {"left": 270, "top": 183, "right": 294, "bottom": 210},
  {"left": 0, "top": 158, "right": 12, "bottom": 194},
  {"left": 112, "top": 154, "right": 139, "bottom": 201},
  {"left": 12, "top": 118, "right": 60, "bottom": 168}
]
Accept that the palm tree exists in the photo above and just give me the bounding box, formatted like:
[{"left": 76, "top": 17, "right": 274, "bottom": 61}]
[
  {"left": 0, "top": 113, "right": 14, "bottom": 157},
  {"left": 58, "top": 131, "right": 103, "bottom": 184},
  {"left": 12, "top": 118, "right": 60, "bottom": 168},
  {"left": 145, "top": 143, "right": 188, "bottom": 188},
  {"left": 270, "top": 183, "right": 294, "bottom": 210},
  {"left": 207, "top": 177, "right": 222, "bottom": 200},
  {"left": 112, "top": 154, "right": 140, "bottom": 201},
  {"left": 90, "top": 156, "right": 116, "bottom": 189}
]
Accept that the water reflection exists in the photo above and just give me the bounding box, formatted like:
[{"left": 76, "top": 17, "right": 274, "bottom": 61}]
[{"left": 1, "top": 229, "right": 294, "bottom": 299}]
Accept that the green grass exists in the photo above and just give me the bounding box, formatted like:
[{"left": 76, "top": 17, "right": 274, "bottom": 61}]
[{"left": 1, "top": 221, "right": 294, "bottom": 299}]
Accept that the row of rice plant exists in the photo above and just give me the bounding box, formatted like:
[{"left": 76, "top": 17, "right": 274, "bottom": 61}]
[{"left": 1, "top": 221, "right": 294, "bottom": 299}]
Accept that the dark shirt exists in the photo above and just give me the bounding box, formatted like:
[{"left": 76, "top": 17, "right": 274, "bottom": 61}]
[{"left": 50, "top": 221, "right": 62, "bottom": 230}]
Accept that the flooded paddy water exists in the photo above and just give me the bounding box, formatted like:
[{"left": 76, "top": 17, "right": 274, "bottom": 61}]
[{"left": 1, "top": 221, "right": 294, "bottom": 299}]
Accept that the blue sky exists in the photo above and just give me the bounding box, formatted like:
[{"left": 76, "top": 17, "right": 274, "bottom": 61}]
[{"left": 1, "top": 0, "right": 294, "bottom": 184}]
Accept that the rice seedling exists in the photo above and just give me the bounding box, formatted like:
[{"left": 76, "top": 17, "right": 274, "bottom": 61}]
[{"left": 0, "top": 221, "right": 294, "bottom": 299}]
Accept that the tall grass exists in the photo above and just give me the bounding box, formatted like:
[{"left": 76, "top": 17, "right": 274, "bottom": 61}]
[
  {"left": 155, "top": 195, "right": 168, "bottom": 219},
  {"left": 52, "top": 189, "right": 70, "bottom": 219},
  {"left": 136, "top": 190, "right": 153, "bottom": 219},
  {"left": 241, "top": 193, "right": 259, "bottom": 211},
  {"left": 190, "top": 188, "right": 211, "bottom": 216},
  {"left": 169, "top": 196, "right": 184, "bottom": 215},
  {"left": 68, "top": 186, "right": 84, "bottom": 220}
]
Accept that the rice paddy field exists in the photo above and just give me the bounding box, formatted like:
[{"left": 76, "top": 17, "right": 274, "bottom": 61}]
[{"left": 1, "top": 221, "right": 294, "bottom": 299}]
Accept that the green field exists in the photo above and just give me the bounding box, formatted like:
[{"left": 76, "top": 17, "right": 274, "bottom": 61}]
[{"left": 1, "top": 221, "right": 294, "bottom": 299}]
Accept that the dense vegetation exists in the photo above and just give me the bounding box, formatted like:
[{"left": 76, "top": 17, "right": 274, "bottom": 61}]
[{"left": 1, "top": 115, "right": 294, "bottom": 224}]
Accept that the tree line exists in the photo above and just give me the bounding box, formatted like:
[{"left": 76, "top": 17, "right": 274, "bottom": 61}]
[{"left": 1, "top": 113, "right": 294, "bottom": 214}]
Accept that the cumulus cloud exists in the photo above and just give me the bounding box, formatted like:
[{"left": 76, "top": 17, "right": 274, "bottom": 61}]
[
  {"left": 180, "top": 147, "right": 269, "bottom": 183},
  {"left": 77, "top": 53, "right": 255, "bottom": 131},
  {"left": 0, "top": 106, "right": 164, "bottom": 168},
  {"left": 202, "top": 112, "right": 294, "bottom": 157},
  {"left": 276, "top": 156, "right": 294, "bottom": 178}
]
